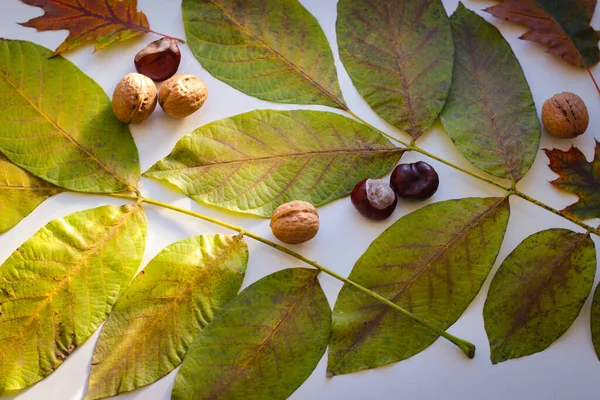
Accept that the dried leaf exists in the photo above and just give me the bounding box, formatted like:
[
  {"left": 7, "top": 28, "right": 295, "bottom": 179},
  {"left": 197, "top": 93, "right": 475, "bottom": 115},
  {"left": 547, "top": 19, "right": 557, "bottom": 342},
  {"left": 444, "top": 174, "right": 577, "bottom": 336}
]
[
  {"left": 545, "top": 142, "right": 600, "bottom": 220},
  {"left": 484, "top": 229, "right": 596, "bottom": 364},
  {"left": 0, "top": 153, "right": 61, "bottom": 233},
  {"left": 85, "top": 234, "right": 247, "bottom": 399},
  {"left": 172, "top": 268, "right": 330, "bottom": 400},
  {"left": 328, "top": 197, "right": 510, "bottom": 376},
  {"left": 182, "top": 0, "right": 345, "bottom": 109},
  {"left": 0, "top": 205, "right": 147, "bottom": 393},
  {"left": 144, "top": 110, "right": 403, "bottom": 217},
  {"left": 20, "top": 0, "right": 151, "bottom": 55},
  {"left": 485, "top": 0, "right": 600, "bottom": 69},
  {"left": 337, "top": 0, "right": 454, "bottom": 139},
  {"left": 0, "top": 40, "right": 140, "bottom": 193},
  {"left": 440, "top": 5, "right": 540, "bottom": 182}
]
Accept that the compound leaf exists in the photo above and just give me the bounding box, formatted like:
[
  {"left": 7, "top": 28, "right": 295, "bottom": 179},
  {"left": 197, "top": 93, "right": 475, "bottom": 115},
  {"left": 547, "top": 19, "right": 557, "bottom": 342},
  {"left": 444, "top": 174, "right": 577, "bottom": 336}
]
[
  {"left": 172, "top": 268, "right": 330, "bottom": 400},
  {"left": 484, "top": 229, "right": 596, "bottom": 364},
  {"left": 182, "top": 0, "right": 345, "bottom": 109},
  {"left": 85, "top": 234, "right": 248, "bottom": 399},
  {"left": 440, "top": 5, "right": 540, "bottom": 182},
  {"left": 0, "top": 40, "right": 140, "bottom": 193},
  {"left": 0, "top": 204, "right": 147, "bottom": 393},
  {"left": 145, "top": 110, "right": 403, "bottom": 217},
  {"left": 485, "top": 0, "right": 600, "bottom": 69},
  {"left": 328, "top": 197, "right": 510, "bottom": 376},
  {"left": 337, "top": 0, "right": 454, "bottom": 139},
  {"left": 20, "top": 0, "right": 153, "bottom": 55},
  {"left": 545, "top": 142, "right": 600, "bottom": 220},
  {"left": 0, "top": 152, "right": 61, "bottom": 233}
]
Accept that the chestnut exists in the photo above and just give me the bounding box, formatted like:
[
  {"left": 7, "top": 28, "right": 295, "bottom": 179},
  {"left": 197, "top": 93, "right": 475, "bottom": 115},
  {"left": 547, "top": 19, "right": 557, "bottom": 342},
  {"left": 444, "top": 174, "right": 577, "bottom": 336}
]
[
  {"left": 390, "top": 161, "right": 439, "bottom": 200},
  {"left": 134, "top": 38, "right": 181, "bottom": 82},
  {"left": 351, "top": 178, "right": 397, "bottom": 220}
]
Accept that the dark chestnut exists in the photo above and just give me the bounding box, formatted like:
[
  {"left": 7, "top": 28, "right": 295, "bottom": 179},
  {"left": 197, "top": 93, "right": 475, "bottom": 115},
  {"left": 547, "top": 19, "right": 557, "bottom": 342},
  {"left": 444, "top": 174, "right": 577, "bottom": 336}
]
[
  {"left": 351, "top": 178, "right": 397, "bottom": 220},
  {"left": 134, "top": 38, "right": 181, "bottom": 82},
  {"left": 390, "top": 161, "right": 439, "bottom": 200}
]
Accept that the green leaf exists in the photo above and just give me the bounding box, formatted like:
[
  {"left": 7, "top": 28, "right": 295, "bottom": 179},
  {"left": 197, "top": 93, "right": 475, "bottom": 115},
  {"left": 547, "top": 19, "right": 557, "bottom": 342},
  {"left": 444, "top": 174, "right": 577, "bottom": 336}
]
[
  {"left": 0, "top": 204, "right": 146, "bottom": 393},
  {"left": 0, "top": 152, "right": 61, "bottom": 233},
  {"left": 440, "top": 5, "right": 540, "bottom": 182},
  {"left": 328, "top": 197, "right": 510, "bottom": 376},
  {"left": 144, "top": 110, "right": 403, "bottom": 217},
  {"left": 337, "top": 0, "right": 454, "bottom": 139},
  {"left": 0, "top": 39, "right": 140, "bottom": 193},
  {"left": 545, "top": 142, "right": 600, "bottom": 220},
  {"left": 172, "top": 268, "right": 330, "bottom": 400},
  {"left": 86, "top": 234, "right": 248, "bottom": 400},
  {"left": 591, "top": 282, "right": 600, "bottom": 360},
  {"left": 182, "top": 0, "right": 346, "bottom": 109},
  {"left": 484, "top": 229, "right": 596, "bottom": 364}
]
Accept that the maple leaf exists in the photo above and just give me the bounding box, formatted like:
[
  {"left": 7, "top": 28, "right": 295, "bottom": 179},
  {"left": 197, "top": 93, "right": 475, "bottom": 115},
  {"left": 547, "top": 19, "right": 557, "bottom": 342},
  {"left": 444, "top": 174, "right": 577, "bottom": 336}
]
[
  {"left": 485, "top": 0, "right": 600, "bottom": 93},
  {"left": 19, "top": 0, "right": 181, "bottom": 55},
  {"left": 545, "top": 141, "right": 600, "bottom": 220}
]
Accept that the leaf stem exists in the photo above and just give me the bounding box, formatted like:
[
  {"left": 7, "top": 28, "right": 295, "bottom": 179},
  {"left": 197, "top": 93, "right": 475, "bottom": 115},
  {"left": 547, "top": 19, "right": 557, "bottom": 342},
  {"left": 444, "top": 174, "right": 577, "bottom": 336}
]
[
  {"left": 343, "top": 110, "right": 600, "bottom": 237},
  {"left": 106, "top": 193, "right": 476, "bottom": 359}
]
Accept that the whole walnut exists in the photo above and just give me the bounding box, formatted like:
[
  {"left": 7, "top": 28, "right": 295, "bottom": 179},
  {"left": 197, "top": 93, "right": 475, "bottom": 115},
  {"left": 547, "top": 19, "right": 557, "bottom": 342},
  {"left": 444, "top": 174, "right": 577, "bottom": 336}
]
[
  {"left": 542, "top": 92, "right": 589, "bottom": 138},
  {"left": 270, "top": 200, "right": 319, "bottom": 245},
  {"left": 159, "top": 74, "right": 208, "bottom": 118},
  {"left": 112, "top": 73, "right": 157, "bottom": 124}
]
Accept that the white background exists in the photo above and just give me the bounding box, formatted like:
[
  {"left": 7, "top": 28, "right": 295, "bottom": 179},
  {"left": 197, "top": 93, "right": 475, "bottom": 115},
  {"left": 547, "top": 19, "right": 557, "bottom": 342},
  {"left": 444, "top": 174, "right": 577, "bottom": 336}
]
[{"left": 1, "top": 0, "right": 600, "bottom": 399}]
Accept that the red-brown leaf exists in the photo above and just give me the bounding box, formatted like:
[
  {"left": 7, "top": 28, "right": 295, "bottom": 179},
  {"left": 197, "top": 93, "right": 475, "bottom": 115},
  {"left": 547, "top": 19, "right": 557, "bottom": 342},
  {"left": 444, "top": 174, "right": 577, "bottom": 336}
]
[
  {"left": 545, "top": 141, "right": 600, "bottom": 220},
  {"left": 19, "top": 0, "right": 152, "bottom": 55},
  {"left": 485, "top": 0, "right": 600, "bottom": 69}
]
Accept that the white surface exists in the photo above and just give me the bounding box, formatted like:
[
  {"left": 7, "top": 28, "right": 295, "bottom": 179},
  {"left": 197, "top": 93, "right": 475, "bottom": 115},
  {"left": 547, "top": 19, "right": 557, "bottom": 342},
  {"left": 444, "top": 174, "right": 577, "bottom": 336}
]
[{"left": 1, "top": 0, "right": 599, "bottom": 399}]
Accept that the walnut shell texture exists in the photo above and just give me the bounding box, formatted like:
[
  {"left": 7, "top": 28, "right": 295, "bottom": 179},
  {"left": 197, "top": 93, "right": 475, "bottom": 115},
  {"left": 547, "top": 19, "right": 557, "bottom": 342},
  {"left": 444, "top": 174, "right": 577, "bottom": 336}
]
[
  {"left": 270, "top": 200, "right": 319, "bottom": 244},
  {"left": 111, "top": 73, "right": 157, "bottom": 124},
  {"left": 159, "top": 74, "right": 208, "bottom": 118},
  {"left": 541, "top": 92, "right": 589, "bottom": 139}
]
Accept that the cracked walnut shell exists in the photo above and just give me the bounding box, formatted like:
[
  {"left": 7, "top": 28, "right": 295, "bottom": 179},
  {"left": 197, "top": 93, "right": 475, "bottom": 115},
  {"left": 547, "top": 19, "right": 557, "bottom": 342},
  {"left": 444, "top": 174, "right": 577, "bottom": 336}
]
[
  {"left": 542, "top": 92, "right": 589, "bottom": 139},
  {"left": 270, "top": 200, "right": 319, "bottom": 244},
  {"left": 159, "top": 74, "right": 208, "bottom": 118},
  {"left": 112, "top": 73, "right": 157, "bottom": 124}
]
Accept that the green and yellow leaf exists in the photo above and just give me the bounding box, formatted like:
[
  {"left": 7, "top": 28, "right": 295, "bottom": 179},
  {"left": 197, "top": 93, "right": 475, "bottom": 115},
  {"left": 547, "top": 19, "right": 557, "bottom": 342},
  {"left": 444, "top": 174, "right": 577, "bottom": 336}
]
[
  {"left": 86, "top": 234, "right": 248, "bottom": 399},
  {"left": 484, "top": 229, "right": 596, "bottom": 364},
  {"left": 172, "top": 268, "right": 330, "bottom": 400},
  {"left": 182, "top": 0, "right": 345, "bottom": 108},
  {"left": 440, "top": 5, "right": 540, "bottom": 182},
  {"left": 337, "top": 0, "right": 454, "bottom": 139},
  {"left": 145, "top": 110, "right": 403, "bottom": 217},
  {"left": 0, "top": 40, "right": 140, "bottom": 193},
  {"left": 328, "top": 197, "right": 510, "bottom": 376},
  {"left": 0, "top": 204, "right": 146, "bottom": 393},
  {"left": 0, "top": 152, "right": 61, "bottom": 233},
  {"left": 590, "top": 282, "right": 600, "bottom": 360}
]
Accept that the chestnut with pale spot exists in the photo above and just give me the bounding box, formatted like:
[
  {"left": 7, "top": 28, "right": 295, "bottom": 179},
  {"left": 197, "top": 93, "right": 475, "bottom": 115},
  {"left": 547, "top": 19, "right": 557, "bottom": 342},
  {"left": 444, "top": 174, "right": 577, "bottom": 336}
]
[{"left": 351, "top": 178, "right": 397, "bottom": 221}]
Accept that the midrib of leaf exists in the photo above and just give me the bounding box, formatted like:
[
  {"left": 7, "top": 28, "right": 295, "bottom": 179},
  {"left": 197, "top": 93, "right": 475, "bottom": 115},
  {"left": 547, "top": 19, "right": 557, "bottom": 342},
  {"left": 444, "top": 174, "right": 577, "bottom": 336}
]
[
  {"left": 205, "top": 0, "right": 346, "bottom": 110},
  {"left": 1, "top": 206, "right": 137, "bottom": 345},
  {"left": 89, "top": 238, "right": 244, "bottom": 380},
  {"left": 493, "top": 233, "right": 589, "bottom": 356},
  {"left": 332, "top": 197, "right": 506, "bottom": 370},
  {"left": 0, "top": 69, "right": 135, "bottom": 192},
  {"left": 203, "top": 271, "right": 318, "bottom": 399},
  {"left": 463, "top": 32, "right": 517, "bottom": 182},
  {"left": 152, "top": 147, "right": 402, "bottom": 172},
  {"left": 50, "top": 0, "right": 149, "bottom": 33}
]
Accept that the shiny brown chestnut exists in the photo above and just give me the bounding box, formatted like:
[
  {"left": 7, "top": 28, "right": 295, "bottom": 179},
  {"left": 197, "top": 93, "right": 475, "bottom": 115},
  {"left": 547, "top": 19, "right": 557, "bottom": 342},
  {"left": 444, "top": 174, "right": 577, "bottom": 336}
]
[
  {"left": 134, "top": 38, "right": 181, "bottom": 82},
  {"left": 351, "top": 178, "right": 397, "bottom": 220},
  {"left": 390, "top": 161, "right": 439, "bottom": 200}
]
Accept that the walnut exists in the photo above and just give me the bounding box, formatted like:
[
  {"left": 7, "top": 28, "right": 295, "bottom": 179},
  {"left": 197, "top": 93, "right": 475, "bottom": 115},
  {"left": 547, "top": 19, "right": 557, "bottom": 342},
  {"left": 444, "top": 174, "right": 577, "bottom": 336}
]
[
  {"left": 541, "top": 92, "right": 589, "bottom": 139},
  {"left": 158, "top": 74, "right": 208, "bottom": 118},
  {"left": 270, "top": 200, "right": 319, "bottom": 244},
  {"left": 111, "top": 73, "right": 157, "bottom": 124}
]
